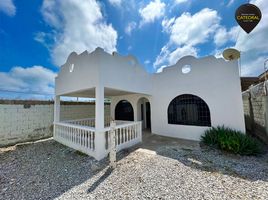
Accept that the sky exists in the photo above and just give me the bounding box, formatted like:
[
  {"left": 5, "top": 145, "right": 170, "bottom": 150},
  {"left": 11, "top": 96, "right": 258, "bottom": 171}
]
[{"left": 0, "top": 0, "right": 267, "bottom": 99}]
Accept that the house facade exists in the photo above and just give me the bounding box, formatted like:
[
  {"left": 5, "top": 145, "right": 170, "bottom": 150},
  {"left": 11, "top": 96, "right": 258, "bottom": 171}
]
[{"left": 54, "top": 47, "right": 245, "bottom": 160}]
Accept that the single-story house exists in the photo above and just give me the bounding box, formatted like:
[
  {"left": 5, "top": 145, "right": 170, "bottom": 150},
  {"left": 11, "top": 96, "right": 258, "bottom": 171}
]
[{"left": 53, "top": 47, "right": 245, "bottom": 160}]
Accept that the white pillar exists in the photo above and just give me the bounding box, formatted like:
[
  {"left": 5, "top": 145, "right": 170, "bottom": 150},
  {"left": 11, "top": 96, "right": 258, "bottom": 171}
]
[
  {"left": 54, "top": 95, "right": 60, "bottom": 123},
  {"left": 133, "top": 100, "right": 138, "bottom": 121},
  {"left": 95, "top": 86, "right": 106, "bottom": 160},
  {"left": 53, "top": 95, "right": 60, "bottom": 138},
  {"left": 95, "top": 86, "right": 104, "bottom": 130}
]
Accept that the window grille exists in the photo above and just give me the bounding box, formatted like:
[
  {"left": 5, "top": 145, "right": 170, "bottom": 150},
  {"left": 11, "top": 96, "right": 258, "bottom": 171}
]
[{"left": 168, "top": 94, "right": 211, "bottom": 126}]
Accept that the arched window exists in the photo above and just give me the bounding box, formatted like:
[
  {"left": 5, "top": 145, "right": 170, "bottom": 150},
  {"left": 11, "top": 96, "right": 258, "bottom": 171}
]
[
  {"left": 168, "top": 94, "right": 211, "bottom": 127},
  {"left": 115, "top": 100, "right": 134, "bottom": 121}
]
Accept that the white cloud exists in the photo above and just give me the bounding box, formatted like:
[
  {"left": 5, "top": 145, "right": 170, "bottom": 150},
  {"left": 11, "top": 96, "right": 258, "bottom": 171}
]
[
  {"left": 214, "top": 26, "right": 239, "bottom": 47},
  {"left": 227, "top": 0, "right": 235, "bottom": 7},
  {"left": 154, "top": 45, "right": 197, "bottom": 68},
  {"left": 213, "top": 48, "right": 225, "bottom": 59},
  {"left": 125, "top": 21, "right": 137, "bottom": 35},
  {"left": 174, "top": 0, "right": 188, "bottom": 5},
  {"left": 0, "top": 0, "right": 16, "bottom": 16},
  {"left": 108, "top": 0, "right": 122, "bottom": 7},
  {"left": 234, "top": 0, "right": 268, "bottom": 76},
  {"left": 139, "top": 0, "right": 166, "bottom": 26},
  {"left": 166, "top": 8, "right": 220, "bottom": 46},
  {"left": 39, "top": 0, "right": 118, "bottom": 66},
  {"left": 162, "top": 17, "right": 175, "bottom": 31},
  {"left": 156, "top": 65, "right": 167, "bottom": 73},
  {"left": 0, "top": 66, "right": 56, "bottom": 96},
  {"left": 154, "top": 8, "right": 220, "bottom": 70},
  {"left": 240, "top": 55, "right": 267, "bottom": 76},
  {"left": 144, "top": 60, "right": 151, "bottom": 65},
  {"left": 207, "top": 0, "right": 268, "bottom": 76}
]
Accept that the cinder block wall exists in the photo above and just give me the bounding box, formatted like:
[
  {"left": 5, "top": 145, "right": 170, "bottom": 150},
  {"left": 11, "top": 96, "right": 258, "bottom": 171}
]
[
  {"left": 60, "top": 103, "right": 110, "bottom": 121},
  {"left": 0, "top": 100, "right": 110, "bottom": 147},
  {"left": 242, "top": 83, "right": 268, "bottom": 144}
]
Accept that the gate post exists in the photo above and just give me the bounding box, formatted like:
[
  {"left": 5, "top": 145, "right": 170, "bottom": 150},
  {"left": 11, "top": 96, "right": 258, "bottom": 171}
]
[{"left": 110, "top": 121, "right": 116, "bottom": 168}]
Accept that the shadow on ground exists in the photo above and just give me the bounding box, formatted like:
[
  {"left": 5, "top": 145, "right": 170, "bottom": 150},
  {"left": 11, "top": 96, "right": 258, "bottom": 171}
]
[
  {"left": 139, "top": 131, "right": 268, "bottom": 183},
  {"left": 1, "top": 132, "right": 267, "bottom": 200},
  {"left": 0, "top": 139, "right": 132, "bottom": 200}
]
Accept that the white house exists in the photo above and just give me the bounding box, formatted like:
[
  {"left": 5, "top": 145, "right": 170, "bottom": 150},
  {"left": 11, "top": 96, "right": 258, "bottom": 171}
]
[{"left": 53, "top": 47, "right": 245, "bottom": 160}]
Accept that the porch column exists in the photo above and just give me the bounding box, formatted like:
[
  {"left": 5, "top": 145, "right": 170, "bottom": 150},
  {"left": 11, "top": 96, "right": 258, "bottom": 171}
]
[
  {"left": 95, "top": 86, "right": 104, "bottom": 130},
  {"left": 95, "top": 86, "right": 106, "bottom": 160},
  {"left": 54, "top": 95, "right": 60, "bottom": 123},
  {"left": 133, "top": 100, "right": 138, "bottom": 121},
  {"left": 53, "top": 95, "right": 60, "bottom": 137}
]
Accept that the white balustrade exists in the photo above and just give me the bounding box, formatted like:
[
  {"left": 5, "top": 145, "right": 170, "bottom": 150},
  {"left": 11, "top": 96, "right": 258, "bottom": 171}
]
[
  {"left": 54, "top": 122, "right": 96, "bottom": 157},
  {"left": 105, "top": 121, "right": 142, "bottom": 152},
  {"left": 63, "top": 116, "right": 111, "bottom": 128},
  {"left": 53, "top": 119, "right": 142, "bottom": 160}
]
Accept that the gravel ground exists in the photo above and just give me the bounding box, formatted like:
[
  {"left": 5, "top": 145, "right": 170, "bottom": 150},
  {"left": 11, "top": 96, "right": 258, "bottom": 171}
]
[{"left": 0, "top": 139, "right": 268, "bottom": 200}]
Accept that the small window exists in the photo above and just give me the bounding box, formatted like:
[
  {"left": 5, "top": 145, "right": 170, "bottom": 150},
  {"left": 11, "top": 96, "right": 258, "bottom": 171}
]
[
  {"left": 69, "top": 63, "right": 74, "bottom": 72},
  {"left": 168, "top": 94, "right": 211, "bottom": 127},
  {"left": 182, "top": 64, "right": 191, "bottom": 74}
]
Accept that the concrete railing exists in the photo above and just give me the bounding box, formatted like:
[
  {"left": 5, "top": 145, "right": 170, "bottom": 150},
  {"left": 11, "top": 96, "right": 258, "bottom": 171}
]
[
  {"left": 105, "top": 121, "right": 142, "bottom": 152},
  {"left": 53, "top": 119, "right": 142, "bottom": 160},
  {"left": 54, "top": 122, "right": 96, "bottom": 157},
  {"left": 63, "top": 116, "right": 112, "bottom": 128}
]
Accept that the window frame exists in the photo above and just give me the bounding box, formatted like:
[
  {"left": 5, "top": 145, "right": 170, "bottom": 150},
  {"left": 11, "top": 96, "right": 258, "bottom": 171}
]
[{"left": 167, "top": 94, "right": 211, "bottom": 127}]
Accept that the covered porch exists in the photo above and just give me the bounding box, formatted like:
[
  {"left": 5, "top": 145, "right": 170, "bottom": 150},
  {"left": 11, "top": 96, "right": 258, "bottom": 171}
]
[{"left": 53, "top": 86, "right": 150, "bottom": 160}]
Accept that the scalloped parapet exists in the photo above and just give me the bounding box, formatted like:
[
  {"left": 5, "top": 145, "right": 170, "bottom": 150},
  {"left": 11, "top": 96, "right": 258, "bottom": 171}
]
[{"left": 55, "top": 48, "right": 153, "bottom": 96}]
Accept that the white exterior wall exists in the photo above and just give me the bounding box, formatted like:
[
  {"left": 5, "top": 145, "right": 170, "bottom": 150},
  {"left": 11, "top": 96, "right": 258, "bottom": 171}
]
[
  {"left": 109, "top": 56, "right": 245, "bottom": 141},
  {"left": 56, "top": 49, "right": 245, "bottom": 142},
  {"left": 110, "top": 94, "right": 151, "bottom": 122},
  {"left": 151, "top": 56, "right": 245, "bottom": 140},
  {"left": 55, "top": 51, "right": 99, "bottom": 96},
  {"left": 100, "top": 53, "right": 152, "bottom": 94},
  {"left": 55, "top": 48, "right": 153, "bottom": 97}
]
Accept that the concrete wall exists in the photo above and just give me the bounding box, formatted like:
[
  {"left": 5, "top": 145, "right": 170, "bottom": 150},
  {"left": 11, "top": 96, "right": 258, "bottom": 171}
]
[
  {"left": 56, "top": 49, "right": 245, "bottom": 141},
  {"left": 55, "top": 51, "right": 99, "bottom": 96},
  {"left": 60, "top": 104, "right": 110, "bottom": 121},
  {"left": 0, "top": 100, "right": 110, "bottom": 147},
  {"left": 110, "top": 94, "right": 151, "bottom": 128},
  {"left": 110, "top": 56, "right": 245, "bottom": 141},
  {"left": 242, "top": 82, "right": 268, "bottom": 144},
  {"left": 151, "top": 56, "right": 245, "bottom": 141},
  {"left": 56, "top": 48, "right": 153, "bottom": 96}
]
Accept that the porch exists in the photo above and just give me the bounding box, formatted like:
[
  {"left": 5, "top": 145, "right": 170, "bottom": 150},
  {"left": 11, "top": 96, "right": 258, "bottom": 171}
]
[
  {"left": 54, "top": 117, "right": 142, "bottom": 160},
  {"left": 54, "top": 76, "right": 152, "bottom": 159}
]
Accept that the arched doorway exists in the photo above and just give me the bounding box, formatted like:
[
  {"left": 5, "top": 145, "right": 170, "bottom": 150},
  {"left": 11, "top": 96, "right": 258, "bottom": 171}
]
[
  {"left": 115, "top": 100, "right": 134, "bottom": 121},
  {"left": 137, "top": 97, "right": 151, "bottom": 130}
]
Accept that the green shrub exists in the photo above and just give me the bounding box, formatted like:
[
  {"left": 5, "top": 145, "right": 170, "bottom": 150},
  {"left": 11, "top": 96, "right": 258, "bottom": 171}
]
[{"left": 201, "top": 126, "right": 263, "bottom": 156}]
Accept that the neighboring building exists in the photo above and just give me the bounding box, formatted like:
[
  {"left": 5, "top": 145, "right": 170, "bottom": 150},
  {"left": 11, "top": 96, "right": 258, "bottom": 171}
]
[
  {"left": 240, "top": 77, "right": 259, "bottom": 91},
  {"left": 258, "top": 70, "right": 268, "bottom": 82},
  {"left": 240, "top": 70, "right": 268, "bottom": 92},
  {"left": 53, "top": 48, "right": 245, "bottom": 160}
]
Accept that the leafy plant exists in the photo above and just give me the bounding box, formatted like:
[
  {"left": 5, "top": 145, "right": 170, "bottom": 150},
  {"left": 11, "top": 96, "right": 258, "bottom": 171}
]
[{"left": 201, "top": 126, "right": 263, "bottom": 156}]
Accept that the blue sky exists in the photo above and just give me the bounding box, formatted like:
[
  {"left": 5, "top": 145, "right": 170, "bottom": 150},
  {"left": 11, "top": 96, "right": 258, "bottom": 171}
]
[{"left": 0, "top": 0, "right": 267, "bottom": 99}]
